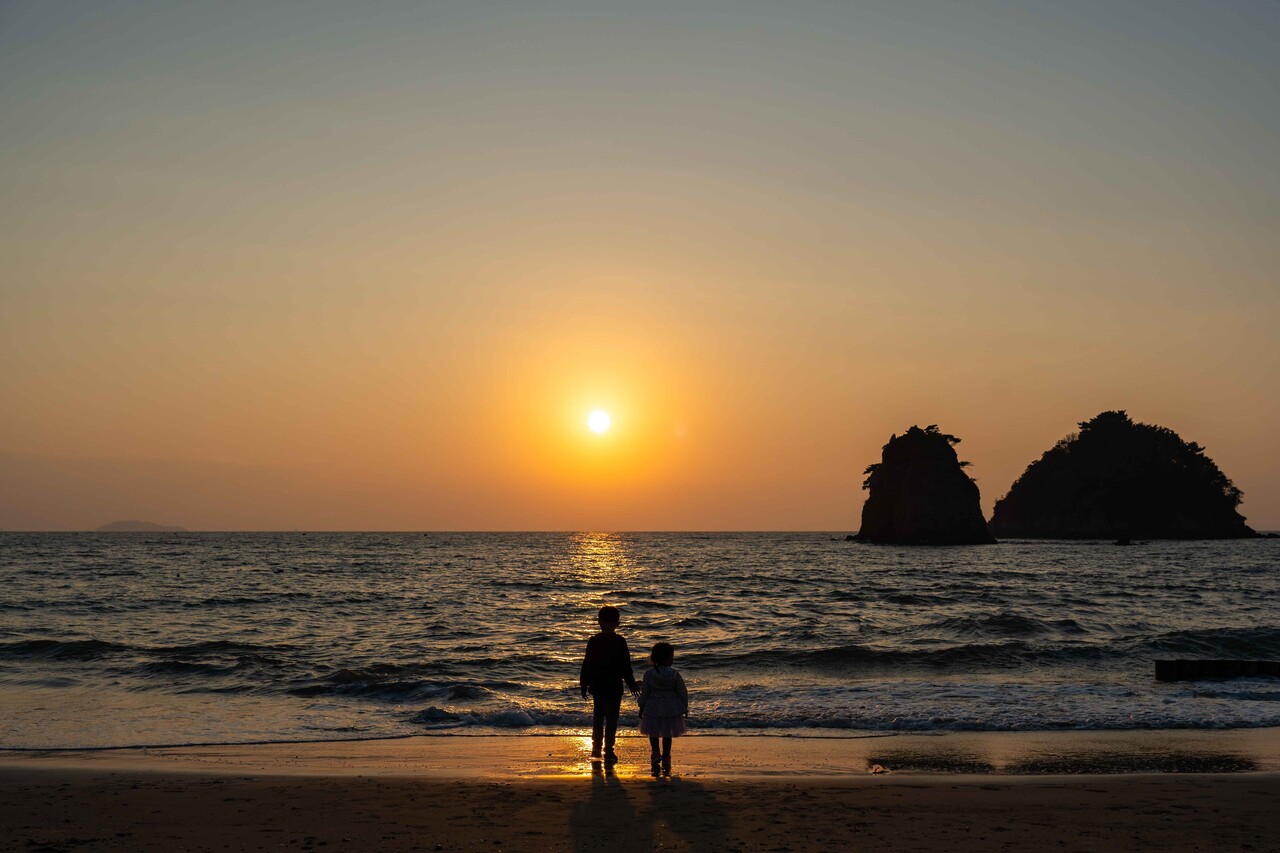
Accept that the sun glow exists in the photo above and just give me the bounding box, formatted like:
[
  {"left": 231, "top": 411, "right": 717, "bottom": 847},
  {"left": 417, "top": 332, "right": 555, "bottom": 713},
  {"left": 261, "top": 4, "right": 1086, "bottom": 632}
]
[{"left": 587, "top": 410, "right": 612, "bottom": 434}]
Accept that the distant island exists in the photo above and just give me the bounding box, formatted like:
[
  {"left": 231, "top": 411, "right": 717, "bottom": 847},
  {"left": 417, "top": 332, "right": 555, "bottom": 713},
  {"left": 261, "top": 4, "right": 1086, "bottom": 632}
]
[
  {"left": 96, "top": 520, "right": 187, "bottom": 532},
  {"left": 853, "top": 425, "right": 995, "bottom": 545},
  {"left": 989, "top": 411, "right": 1255, "bottom": 540}
]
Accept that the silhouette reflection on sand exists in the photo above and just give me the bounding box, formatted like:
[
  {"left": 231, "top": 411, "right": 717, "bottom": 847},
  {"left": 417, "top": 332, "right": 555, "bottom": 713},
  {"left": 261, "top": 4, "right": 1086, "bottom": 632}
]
[{"left": 570, "top": 760, "right": 729, "bottom": 853}]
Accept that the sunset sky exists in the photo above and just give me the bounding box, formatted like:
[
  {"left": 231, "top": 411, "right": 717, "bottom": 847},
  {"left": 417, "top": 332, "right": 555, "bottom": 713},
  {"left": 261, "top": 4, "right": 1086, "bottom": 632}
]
[{"left": 2, "top": 0, "right": 1277, "bottom": 531}]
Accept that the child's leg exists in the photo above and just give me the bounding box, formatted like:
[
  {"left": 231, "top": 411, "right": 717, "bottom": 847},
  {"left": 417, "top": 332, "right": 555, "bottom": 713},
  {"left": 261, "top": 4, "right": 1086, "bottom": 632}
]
[
  {"left": 603, "top": 693, "right": 622, "bottom": 752},
  {"left": 649, "top": 736, "right": 659, "bottom": 756},
  {"left": 662, "top": 736, "right": 672, "bottom": 758},
  {"left": 590, "top": 695, "right": 605, "bottom": 753}
]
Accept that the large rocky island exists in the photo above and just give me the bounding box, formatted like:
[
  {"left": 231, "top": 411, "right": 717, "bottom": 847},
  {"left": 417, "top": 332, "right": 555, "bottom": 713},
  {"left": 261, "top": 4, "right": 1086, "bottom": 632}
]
[
  {"left": 853, "top": 425, "right": 995, "bottom": 545},
  {"left": 989, "top": 411, "right": 1255, "bottom": 540}
]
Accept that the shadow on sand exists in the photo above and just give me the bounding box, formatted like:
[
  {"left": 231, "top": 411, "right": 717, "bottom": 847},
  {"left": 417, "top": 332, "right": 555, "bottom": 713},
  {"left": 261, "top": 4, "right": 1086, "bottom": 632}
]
[{"left": 570, "top": 763, "right": 729, "bottom": 852}]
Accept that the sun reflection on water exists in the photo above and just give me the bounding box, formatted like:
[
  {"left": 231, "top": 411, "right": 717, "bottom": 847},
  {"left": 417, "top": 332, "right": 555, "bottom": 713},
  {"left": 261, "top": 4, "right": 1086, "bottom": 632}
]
[
  {"left": 564, "top": 532, "right": 639, "bottom": 586},
  {"left": 522, "top": 734, "right": 655, "bottom": 778}
]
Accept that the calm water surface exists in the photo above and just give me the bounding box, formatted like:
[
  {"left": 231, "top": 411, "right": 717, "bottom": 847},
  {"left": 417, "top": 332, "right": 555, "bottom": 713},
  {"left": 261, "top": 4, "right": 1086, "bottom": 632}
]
[{"left": 1, "top": 532, "right": 1278, "bottom": 748}]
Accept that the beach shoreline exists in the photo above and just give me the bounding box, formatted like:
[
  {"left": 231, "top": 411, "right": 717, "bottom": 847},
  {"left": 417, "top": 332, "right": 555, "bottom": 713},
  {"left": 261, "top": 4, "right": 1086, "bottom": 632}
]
[
  {"left": 5, "top": 726, "right": 1280, "bottom": 777},
  {"left": 3, "top": 730, "right": 1278, "bottom": 851}
]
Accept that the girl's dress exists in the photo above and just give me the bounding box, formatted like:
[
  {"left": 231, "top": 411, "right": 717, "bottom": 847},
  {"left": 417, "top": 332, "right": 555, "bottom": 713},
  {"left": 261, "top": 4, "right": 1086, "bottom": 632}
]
[{"left": 638, "top": 665, "right": 688, "bottom": 737}]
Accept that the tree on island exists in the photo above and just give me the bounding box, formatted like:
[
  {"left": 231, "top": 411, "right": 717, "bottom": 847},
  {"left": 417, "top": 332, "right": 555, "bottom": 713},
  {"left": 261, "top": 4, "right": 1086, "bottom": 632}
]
[
  {"left": 854, "top": 425, "right": 996, "bottom": 545},
  {"left": 989, "top": 410, "right": 1255, "bottom": 540}
]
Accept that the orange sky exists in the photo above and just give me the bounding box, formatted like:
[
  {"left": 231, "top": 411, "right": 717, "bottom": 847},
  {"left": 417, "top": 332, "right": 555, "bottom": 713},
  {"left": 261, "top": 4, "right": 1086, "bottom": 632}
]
[{"left": 2, "top": 2, "right": 1277, "bottom": 530}]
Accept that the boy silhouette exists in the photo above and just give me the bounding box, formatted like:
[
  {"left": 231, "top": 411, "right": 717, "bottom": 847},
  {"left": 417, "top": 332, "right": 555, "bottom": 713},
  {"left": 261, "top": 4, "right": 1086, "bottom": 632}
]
[{"left": 579, "top": 605, "right": 639, "bottom": 763}]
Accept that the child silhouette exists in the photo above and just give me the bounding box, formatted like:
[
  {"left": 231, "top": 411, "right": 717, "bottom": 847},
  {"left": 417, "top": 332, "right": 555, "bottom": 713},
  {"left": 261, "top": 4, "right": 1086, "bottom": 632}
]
[
  {"left": 579, "top": 605, "right": 639, "bottom": 763},
  {"left": 638, "top": 641, "right": 688, "bottom": 776}
]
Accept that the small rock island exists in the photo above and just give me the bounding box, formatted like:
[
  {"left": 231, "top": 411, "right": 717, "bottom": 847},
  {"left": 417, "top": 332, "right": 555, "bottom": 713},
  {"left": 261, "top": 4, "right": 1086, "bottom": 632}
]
[
  {"left": 989, "top": 411, "right": 1255, "bottom": 540},
  {"left": 853, "top": 425, "right": 996, "bottom": 545},
  {"left": 96, "top": 520, "right": 187, "bottom": 532}
]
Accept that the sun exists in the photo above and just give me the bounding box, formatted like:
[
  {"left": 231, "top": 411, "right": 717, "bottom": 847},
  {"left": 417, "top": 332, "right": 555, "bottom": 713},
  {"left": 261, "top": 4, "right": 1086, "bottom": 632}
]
[{"left": 587, "top": 410, "right": 612, "bottom": 434}]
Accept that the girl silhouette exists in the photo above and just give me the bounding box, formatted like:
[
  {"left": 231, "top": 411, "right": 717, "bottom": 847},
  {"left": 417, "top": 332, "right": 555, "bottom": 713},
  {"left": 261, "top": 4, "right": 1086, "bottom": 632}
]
[{"left": 637, "top": 642, "right": 688, "bottom": 776}]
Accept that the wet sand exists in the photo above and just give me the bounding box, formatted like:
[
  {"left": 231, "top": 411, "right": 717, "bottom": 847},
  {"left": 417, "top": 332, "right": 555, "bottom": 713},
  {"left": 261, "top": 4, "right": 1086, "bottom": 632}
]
[{"left": 3, "top": 730, "right": 1278, "bottom": 851}]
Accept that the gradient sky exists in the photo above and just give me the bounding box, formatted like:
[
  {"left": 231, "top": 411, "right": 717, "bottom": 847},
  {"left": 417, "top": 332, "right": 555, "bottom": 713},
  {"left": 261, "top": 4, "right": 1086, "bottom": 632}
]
[{"left": 3, "top": 0, "right": 1278, "bottom": 530}]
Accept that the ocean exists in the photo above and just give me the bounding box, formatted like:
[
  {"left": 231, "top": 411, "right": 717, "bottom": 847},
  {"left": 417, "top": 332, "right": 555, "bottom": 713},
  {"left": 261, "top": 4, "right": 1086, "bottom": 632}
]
[{"left": 1, "top": 532, "right": 1278, "bottom": 749}]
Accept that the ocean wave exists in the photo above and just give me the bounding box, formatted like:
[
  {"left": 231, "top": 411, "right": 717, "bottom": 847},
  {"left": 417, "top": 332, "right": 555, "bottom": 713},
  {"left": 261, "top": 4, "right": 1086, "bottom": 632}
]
[
  {"left": 181, "top": 596, "right": 280, "bottom": 608},
  {"left": 673, "top": 614, "right": 729, "bottom": 628},
  {"left": 402, "top": 677, "right": 1280, "bottom": 733},
  {"left": 13, "top": 626, "right": 1280, "bottom": 683},
  {"left": 286, "top": 671, "right": 522, "bottom": 701},
  {"left": 928, "top": 612, "right": 1089, "bottom": 638},
  {"left": 405, "top": 709, "right": 1280, "bottom": 734},
  {"left": 685, "top": 640, "right": 1101, "bottom": 671},
  {"left": 289, "top": 679, "right": 437, "bottom": 699},
  {"left": 133, "top": 660, "right": 250, "bottom": 678},
  {"left": 0, "top": 639, "right": 131, "bottom": 661},
  {"left": 0, "top": 638, "right": 295, "bottom": 669},
  {"left": 1141, "top": 626, "right": 1280, "bottom": 659},
  {"left": 684, "top": 625, "right": 1280, "bottom": 672}
]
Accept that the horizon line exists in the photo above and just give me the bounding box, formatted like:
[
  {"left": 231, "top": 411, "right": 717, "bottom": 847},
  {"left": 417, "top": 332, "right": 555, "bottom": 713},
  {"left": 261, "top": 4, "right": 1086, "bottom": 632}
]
[
  {"left": 1, "top": 528, "right": 854, "bottom": 534},
  {"left": 3, "top": 529, "right": 1278, "bottom": 535}
]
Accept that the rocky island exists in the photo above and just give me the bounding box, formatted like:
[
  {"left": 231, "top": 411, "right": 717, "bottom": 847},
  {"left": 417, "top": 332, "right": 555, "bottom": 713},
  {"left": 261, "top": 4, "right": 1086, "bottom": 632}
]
[
  {"left": 96, "top": 520, "right": 187, "bottom": 532},
  {"left": 989, "top": 411, "right": 1255, "bottom": 540},
  {"left": 853, "top": 425, "right": 995, "bottom": 545}
]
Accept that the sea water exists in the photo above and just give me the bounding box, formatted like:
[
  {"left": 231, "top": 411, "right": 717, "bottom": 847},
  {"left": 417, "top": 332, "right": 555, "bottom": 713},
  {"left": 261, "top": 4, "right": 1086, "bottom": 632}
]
[{"left": 1, "top": 532, "right": 1278, "bottom": 748}]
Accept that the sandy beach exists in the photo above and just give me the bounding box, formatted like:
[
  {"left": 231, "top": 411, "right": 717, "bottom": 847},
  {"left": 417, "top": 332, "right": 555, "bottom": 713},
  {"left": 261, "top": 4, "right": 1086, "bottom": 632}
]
[{"left": 3, "top": 730, "right": 1279, "bottom": 852}]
